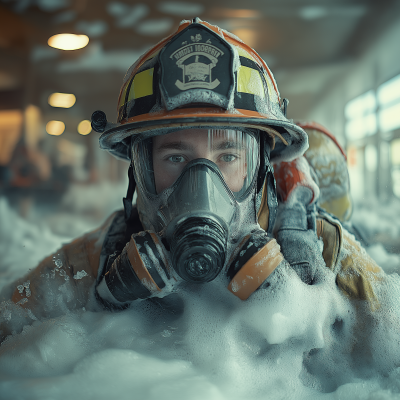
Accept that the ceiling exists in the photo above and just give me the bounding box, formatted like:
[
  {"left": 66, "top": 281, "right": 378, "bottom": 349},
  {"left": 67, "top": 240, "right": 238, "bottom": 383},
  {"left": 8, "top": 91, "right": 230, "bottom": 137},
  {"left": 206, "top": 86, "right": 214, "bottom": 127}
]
[{"left": 1, "top": 0, "right": 399, "bottom": 137}]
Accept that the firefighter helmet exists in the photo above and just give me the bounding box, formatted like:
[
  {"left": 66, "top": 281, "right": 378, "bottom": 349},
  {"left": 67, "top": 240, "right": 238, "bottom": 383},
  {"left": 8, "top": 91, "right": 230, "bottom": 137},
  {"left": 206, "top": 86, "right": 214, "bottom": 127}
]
[
  {"left": 92, "top": 18, "right": 308, "bottom": 163},
  {"left": 298, "top": 121, "right": 352, "bottom": 222}
]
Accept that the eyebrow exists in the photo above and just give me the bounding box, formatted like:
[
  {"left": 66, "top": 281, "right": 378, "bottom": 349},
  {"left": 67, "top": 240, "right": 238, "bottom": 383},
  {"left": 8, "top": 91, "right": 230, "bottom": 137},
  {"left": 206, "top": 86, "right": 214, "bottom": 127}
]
[
  {"left": 214, "top": 141, "right": 246, "bottom": 150},
  {"left": 154, "top": 141, "right": 193, "bottom": 152}
]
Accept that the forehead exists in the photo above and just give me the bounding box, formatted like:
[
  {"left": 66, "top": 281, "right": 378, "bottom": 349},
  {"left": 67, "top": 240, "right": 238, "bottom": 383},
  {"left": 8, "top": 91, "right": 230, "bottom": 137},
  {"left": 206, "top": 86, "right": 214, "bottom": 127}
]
[{"left": 153, "top": 128, "right": 245, "bottom": 146}]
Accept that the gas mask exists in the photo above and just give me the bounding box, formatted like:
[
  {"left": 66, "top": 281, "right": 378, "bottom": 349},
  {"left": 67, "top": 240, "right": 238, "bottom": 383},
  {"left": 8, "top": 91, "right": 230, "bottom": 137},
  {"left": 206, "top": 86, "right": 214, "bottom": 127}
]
[
  {"left": 96, "top": 128, "right": 282, "bottom": 307},
  {"left": 138, "top": 128, "right": 261, "bottom": 278},
  {"left": 92, "top": 19, "right": 311, "bottom": 308}
]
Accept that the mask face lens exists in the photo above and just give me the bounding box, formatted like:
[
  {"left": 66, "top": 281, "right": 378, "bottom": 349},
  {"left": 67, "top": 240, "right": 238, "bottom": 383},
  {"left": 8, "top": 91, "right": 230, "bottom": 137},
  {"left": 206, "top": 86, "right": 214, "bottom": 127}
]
[{"left": 132, "top": 128, "right": 259, "bottom": 198}]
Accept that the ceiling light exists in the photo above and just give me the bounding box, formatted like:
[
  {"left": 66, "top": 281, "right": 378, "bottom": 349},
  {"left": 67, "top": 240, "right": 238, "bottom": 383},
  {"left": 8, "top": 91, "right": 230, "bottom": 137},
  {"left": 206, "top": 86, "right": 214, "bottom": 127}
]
[
  {"left": 46, "top": 120, "right": 65, "bottom": 136},
  {"left": 77, "top": 120, "right": 92, "bottom": 135},
  {"left": 48, "top": 92, "right": 76, "bottom": 108},
  {"left": 214, "top": 8, "right": 260, "bottom": 19},
  {"left": 48, "top": 34, "right": 89, "bottom": 50}
]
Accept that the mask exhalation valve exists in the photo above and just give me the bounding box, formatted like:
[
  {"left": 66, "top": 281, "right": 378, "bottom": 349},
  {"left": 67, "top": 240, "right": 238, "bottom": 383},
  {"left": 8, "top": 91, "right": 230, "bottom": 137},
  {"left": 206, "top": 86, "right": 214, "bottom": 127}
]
[{"left": 170, "top": 217, "right": 227, "bottom": 283}]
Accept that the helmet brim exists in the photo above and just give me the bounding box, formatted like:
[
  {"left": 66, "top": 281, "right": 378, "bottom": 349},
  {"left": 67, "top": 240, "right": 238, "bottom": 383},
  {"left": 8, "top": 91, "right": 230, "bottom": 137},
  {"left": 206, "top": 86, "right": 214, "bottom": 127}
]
[{"left": 99, "top": 108, "right": 308, "bottom": 162}]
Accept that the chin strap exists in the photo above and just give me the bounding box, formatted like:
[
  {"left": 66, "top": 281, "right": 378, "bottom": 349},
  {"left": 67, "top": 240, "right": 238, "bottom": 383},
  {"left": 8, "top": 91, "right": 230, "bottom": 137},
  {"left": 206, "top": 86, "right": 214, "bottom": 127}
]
[{"left": 123, "top": 163, "right": 136, "bottom": 223}]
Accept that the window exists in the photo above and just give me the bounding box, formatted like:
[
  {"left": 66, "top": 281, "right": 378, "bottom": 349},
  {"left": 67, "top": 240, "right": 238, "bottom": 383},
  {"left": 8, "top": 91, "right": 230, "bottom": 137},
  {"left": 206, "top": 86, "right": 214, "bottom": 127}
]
[
  {"left": 344, "top": 74, "right": 400, "bottom": 200},
  {"left": 391, "top": 139, "right": 400, "bottom": 198},
  {"left": 345, "top": 90, "right": 377, "bottom": 141},
  {"left": 378, "top": 74, "right": 400, "bottom": 132},
  {"left": 365, "top": 144, "right": 378, "bottom": 172}
]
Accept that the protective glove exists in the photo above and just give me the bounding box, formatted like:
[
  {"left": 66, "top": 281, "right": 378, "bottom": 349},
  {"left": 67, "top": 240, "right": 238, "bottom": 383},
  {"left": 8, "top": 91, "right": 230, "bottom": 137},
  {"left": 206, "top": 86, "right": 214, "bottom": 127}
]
[
  {"left": 95, "top": 231, "right": 179, "bottom": 309},
  {"left": 273, "top": 156, "right": 325, "bottom": 284}
]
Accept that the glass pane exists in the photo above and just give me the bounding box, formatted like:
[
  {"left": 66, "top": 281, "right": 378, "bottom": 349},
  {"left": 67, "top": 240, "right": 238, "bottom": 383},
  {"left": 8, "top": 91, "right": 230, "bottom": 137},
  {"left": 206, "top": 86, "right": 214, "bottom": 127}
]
[
  {"left": 345, "top": 112, "right": 377, "bottom": 140},
  {"left": 378, "top": 102, "right": 400, "bottom": 132},
  {"left": 365, "top": 113, "right": 377, "bottom": 136},
  {"left": 392, "top": 169, "right": 400, "bottom": 198},
  {"left": 378, "top": 74, "right": 400, "bottom": 106},
  {"left": 345, "top": 90, "right": 376, "bottom": 119},
  {"left": 345, "top": 118, "right": 365, "bottom": 140},
  {"left": 391, "top": 139, "right": 400, "bottom": 166},
  {"left": 365, "top": 144, "right": 377, "bottom": 172}
]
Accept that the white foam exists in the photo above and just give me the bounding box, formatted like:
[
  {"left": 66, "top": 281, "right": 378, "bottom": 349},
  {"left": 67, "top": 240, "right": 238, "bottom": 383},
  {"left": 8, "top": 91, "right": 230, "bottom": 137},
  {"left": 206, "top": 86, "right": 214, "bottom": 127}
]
[{"left": 2, "top": 192, "right": 400, "bottom": 399}]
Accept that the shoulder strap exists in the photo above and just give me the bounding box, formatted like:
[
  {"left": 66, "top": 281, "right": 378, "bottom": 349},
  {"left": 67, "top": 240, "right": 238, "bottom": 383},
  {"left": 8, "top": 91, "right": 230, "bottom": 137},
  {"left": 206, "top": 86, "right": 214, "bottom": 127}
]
[
  {"left": 257, "top": 165, "right": 277, "bottom": 236},
  {"left": 317, "top": 210, "right": 384, "bottom": 311},
  {"left": 337, "top": 229, "right": 383, "bottom": 311},
  {"left": 316, "top": 211, "right": 342, "bottom": 274}
]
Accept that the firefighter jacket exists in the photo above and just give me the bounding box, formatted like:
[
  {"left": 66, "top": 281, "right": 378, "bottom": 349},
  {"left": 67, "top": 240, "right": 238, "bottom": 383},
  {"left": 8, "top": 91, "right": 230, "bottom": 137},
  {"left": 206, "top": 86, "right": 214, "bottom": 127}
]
[{"left": 10, "top": 206, "right": 385, "bottom": 319}]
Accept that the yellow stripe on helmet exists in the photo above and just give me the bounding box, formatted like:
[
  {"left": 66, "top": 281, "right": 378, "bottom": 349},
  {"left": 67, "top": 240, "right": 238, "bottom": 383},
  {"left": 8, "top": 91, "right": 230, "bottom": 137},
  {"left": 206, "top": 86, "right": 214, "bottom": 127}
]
[
  {"left": 236, "top": 46, "right": 254, "bottom": 60},
  {"left": 237, "top": 65, "right": 265, "bottom": 98},
  {"left": 128, "top": 68, "right": 154, "bottom": 101}
]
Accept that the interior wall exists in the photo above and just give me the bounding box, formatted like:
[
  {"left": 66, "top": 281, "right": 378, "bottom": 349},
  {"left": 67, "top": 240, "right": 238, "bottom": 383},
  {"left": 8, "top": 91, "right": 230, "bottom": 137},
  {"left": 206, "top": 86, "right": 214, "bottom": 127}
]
[
  {"left": 306, "top": 17, "right": 400, "bottom": 146},
  {"left": 304, "top": 17, "right": 400, "bottom": 203}
]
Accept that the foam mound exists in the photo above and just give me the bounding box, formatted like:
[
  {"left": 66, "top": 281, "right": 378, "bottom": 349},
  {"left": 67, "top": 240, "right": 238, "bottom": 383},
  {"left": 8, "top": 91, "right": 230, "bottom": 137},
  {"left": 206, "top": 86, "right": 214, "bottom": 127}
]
[{"left": 1, "top": 193, "right": 400, "bottom": 400}]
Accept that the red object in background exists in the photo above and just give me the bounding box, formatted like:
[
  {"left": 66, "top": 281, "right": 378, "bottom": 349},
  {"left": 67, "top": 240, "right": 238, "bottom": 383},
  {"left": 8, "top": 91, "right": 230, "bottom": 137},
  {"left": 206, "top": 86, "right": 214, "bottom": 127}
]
[
  {"left": 273, "top": 159, "right": 317, "bottom": 204},
  {"left": 347, "top": 146, "right": 358, "bottom": 167}
]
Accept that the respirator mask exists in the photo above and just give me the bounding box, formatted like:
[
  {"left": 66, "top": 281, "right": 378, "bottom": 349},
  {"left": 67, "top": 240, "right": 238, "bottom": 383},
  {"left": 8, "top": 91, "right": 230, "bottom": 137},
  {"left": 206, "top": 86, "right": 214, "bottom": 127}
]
[
  {"left": 137, "top": 127, "right": 260, "bottom": 276},
  {"left": 96, "top": 128, "right": 281, "bottom": 307}
]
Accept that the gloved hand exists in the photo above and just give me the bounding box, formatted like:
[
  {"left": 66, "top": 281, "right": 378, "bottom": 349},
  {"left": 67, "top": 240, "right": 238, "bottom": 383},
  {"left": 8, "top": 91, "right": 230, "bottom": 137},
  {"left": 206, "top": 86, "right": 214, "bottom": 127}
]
[
  {"left": 96, "top": 231, "right": 177, "bottom": 309},
  {"left": 274, "top": 156, "right": 319, "bottom": 206},
  {"left": 273, "top": 156, "right": 325, "bottom": 284},
  {"left": 274, "top": 156, "right": 319, "bottom": 231}
]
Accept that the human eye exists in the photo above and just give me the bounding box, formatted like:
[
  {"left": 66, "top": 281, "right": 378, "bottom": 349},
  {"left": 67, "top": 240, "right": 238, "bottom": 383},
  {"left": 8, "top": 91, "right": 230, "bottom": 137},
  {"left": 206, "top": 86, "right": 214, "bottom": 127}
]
[
  {"left": 220, "top": 154, "right": 238, "bottom": 163},
  {"left": 168, "top": 155, "right": 186, "bottom": 163}
]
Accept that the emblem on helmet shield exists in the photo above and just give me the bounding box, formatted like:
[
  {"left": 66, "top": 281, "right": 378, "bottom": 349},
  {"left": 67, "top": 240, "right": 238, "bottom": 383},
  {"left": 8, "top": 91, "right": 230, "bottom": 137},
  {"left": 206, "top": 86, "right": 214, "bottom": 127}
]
[
  {"left": 159, "top": 24, "right": 234, "bottom": 110},
  {"left": 171, "top": 42, "right": 224, "bottom": 90}
]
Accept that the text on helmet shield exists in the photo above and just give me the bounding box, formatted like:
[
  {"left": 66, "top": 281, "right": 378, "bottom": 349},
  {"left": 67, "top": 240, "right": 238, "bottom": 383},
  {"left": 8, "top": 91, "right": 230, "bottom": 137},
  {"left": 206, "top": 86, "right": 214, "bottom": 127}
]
[{"left": 159, "top": 24, "right": 234, "bottom": 111}]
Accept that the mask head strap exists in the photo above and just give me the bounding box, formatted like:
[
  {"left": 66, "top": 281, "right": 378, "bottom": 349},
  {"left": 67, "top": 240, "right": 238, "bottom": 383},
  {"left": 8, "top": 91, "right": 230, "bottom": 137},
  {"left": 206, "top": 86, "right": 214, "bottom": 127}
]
[
  {"left": 256, "top": 134, "right": 277, "bottom": 235},
  {"left": 257, "top": 134, "right": 271, "bottom": 193},
  {"left": 123, "top": 162, "right": 137, "bottom": 223}
]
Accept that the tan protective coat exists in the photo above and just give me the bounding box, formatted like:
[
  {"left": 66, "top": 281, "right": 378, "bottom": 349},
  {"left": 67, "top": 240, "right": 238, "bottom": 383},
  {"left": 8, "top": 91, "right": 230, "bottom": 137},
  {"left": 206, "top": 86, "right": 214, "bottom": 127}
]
[
  {"left": 10, "top": 209, "right": 384, "bottom": 315},
  {"left": 11, "top": 213, "right": 116, "bottom": 318}
]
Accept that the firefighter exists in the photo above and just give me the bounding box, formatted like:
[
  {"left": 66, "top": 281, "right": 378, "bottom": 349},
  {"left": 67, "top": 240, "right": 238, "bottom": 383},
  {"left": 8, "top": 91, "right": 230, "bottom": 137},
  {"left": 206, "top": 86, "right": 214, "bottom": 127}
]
[{"left": 7, "top": 19, "right": 384, "bottom": 329}]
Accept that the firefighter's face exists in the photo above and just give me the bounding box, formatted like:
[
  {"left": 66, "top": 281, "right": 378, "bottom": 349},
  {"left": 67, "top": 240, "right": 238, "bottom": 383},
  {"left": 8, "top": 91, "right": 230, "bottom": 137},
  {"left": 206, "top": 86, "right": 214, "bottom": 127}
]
[{"left": 152, "top": 129, "right": 248, "bottom": 194}]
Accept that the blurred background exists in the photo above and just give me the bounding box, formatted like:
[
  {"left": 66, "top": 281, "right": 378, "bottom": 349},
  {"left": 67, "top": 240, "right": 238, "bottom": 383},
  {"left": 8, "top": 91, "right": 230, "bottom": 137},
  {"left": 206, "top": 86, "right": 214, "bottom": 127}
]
[{"left": 1, "top": 0, "right": 400, "bottom": 229}]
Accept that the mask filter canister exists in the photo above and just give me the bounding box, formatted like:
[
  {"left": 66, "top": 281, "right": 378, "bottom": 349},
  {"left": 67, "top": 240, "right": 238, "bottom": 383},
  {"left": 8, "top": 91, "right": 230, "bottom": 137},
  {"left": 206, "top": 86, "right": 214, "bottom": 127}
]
[{"left": 170, "top": 216, "right": 227, "bottom": 283}]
